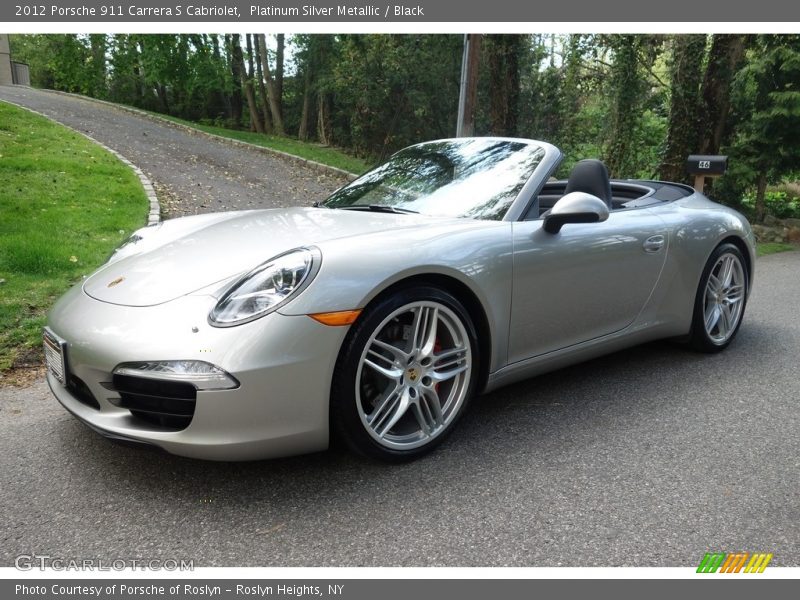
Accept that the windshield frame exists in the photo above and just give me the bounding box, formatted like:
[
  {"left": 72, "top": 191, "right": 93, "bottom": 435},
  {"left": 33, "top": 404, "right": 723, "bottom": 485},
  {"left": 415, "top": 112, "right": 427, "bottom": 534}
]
[{"left": 321, "top": 137, "right": 563, "bottom": 222}]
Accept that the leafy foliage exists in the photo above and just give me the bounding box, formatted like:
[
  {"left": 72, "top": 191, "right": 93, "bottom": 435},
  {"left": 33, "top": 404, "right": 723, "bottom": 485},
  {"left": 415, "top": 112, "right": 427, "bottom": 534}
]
[
  {"left": 8, "top": 33, "right": 800, "bottom": 221},
  {"left": 723, "top": 35, "right": 800, "bottom": 220}
]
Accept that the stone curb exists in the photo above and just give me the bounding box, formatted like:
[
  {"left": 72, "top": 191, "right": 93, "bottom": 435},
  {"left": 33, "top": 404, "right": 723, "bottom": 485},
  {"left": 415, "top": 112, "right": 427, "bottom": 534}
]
[
  {"left": 0, "top": 97, "right": 161, "bottom": 226},
  {"left": 45, "top": 89, "right": 359, "bottom": 182}
]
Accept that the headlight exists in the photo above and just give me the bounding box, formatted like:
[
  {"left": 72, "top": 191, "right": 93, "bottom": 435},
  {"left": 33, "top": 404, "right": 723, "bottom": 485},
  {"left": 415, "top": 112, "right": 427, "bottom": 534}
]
[{"left": 209, "top": 247, "right": 320, "bottom": 326}]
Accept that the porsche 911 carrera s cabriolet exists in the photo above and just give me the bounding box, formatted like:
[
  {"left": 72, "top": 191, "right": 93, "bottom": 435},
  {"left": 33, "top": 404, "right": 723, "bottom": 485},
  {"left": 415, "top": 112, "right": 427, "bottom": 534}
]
[{"left": 44, "top": 137, "right": 754, "bottom": 461}]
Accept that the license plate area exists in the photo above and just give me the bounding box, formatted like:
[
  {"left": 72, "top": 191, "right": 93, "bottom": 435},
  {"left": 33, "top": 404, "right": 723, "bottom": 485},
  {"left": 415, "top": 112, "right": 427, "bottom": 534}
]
[{"left": 43, "top": 327, "right": 67, "bottom": 384}]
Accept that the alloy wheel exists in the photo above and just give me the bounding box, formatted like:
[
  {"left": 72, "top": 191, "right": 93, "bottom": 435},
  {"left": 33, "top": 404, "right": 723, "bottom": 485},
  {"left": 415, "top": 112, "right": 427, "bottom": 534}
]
[
  {"left": 703, "top": 252, "right": 746, "bottom": 344},
  {"left": 355, "top": 300, "right": 472, "bottom": 450}
]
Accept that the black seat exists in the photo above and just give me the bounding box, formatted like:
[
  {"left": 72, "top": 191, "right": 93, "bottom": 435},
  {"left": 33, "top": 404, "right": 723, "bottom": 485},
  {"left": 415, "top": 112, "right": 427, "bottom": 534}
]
[{"left": 564, "top": 159, "right": 613, "bottom": 209}]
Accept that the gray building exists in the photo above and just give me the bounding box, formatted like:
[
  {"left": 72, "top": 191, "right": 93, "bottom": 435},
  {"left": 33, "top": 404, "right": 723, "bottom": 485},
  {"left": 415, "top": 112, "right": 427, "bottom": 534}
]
[
  {"left": 0, "top": 35, "right": 12, "bottom": 85},
  {"left": 0, "top": 35, "right": 30, "bottom": 86}
]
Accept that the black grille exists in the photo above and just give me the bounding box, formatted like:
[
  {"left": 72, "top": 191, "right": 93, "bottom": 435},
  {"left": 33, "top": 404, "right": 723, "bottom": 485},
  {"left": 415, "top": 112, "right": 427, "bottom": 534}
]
[
  {"left": 67, "top": 374, "right": 101, "bottom": 410},
  {"left": 110, "top": 374, "right": 197, "bottom": 430}
]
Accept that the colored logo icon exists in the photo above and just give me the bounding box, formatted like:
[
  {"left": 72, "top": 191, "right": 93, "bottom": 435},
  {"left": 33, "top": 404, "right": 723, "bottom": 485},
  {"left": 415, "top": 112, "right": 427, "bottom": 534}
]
[{"left": 697, "top": 552, "right": 773, "bottom": 573}]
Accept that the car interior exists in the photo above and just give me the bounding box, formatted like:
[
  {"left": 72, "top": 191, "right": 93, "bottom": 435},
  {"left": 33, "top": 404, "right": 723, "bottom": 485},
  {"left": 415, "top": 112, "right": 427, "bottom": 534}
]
[{"left": 525, "top": 158, "right": 694, "bottom": 220}]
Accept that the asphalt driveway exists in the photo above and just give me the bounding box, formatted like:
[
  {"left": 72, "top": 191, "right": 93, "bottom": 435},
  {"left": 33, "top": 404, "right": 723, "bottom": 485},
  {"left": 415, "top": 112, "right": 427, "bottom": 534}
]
[
  {"left": 0, "top": 87, "right": 797, "bottom": 567},
  {"left": 0, "top": 251, "right": 798, "bottom": 567},
  {"left": 0, "top": 86, "right": 347, "bottom": 217}
]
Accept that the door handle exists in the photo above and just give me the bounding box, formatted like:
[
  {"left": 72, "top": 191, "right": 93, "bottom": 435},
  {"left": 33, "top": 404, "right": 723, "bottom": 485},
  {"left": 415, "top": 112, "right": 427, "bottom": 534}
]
[{"left": 643, "top": 235, "right": 665, "bottom": 253}]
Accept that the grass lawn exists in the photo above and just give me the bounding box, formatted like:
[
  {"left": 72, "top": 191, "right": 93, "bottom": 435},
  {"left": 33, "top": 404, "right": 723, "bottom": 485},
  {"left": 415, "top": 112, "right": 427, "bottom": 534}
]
[
  {"left": 757, "top": 242, "right": 796, "bottom": 257},
  {"left": 0, "top": 101, "right": 149, "bottom": 373},
  {"left": 147, "top": 111, "right": 371, "bottom": 175}
]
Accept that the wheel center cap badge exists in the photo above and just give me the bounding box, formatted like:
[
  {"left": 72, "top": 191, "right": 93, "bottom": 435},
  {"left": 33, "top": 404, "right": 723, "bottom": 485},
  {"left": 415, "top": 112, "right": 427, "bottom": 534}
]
[
  {"left": 407, "top": 368, "right": 419, "bottom": 381},
  {"left": 107, "top": 276, "right": 125, "bottom": 288}
]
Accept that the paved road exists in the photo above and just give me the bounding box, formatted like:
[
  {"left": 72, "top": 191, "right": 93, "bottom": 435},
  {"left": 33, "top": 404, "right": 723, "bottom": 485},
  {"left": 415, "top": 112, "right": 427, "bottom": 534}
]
[
  {"left": 1, "top": 250, "right": 798, "bottom": 567},
  {"left": 0, "top": 86, "right": 798, "bottom": 567},
  {"left": 0, "top": 86, "right": 347, "bottom": 217}
]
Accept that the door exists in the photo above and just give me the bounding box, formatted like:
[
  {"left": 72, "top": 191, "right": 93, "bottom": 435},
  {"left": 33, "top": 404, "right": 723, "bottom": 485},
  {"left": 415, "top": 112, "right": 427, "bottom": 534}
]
[{"left": 508, "top": 209, "right": 667, "bottom": 363}]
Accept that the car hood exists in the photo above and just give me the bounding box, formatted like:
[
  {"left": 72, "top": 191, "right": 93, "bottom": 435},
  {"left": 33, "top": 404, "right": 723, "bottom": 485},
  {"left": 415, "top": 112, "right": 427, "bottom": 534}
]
[{"left": 84, "top": 207, "right": 449, "bottom": 307}]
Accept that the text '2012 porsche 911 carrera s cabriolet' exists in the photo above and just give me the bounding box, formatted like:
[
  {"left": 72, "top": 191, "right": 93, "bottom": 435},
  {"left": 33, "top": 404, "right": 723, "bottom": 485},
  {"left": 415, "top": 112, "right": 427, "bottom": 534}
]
[{"left": 44, "top": 138, "right": 754, "bottom": 462}]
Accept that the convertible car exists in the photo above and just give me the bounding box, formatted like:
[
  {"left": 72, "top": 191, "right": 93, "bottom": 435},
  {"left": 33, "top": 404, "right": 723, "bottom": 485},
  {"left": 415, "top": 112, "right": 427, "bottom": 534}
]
[{"left": 44, "top": 138, "right": 754, "bottom": 462}]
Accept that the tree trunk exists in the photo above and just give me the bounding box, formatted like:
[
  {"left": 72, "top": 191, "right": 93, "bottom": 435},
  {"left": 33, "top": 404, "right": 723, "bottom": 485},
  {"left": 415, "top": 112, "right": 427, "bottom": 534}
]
[
  {"left": 243, "top": 84, "right": 263, "bottom": 133},
  {"left": 227, "top": 34, "right": 244, "bottom": 128},
  {"left": 89, "top": 34, "right": 106, "bottom": 98},
  {"left": 317, "top": 92, "right": 332, "bottom": 146},
  {"left": 236, "top": 36, "right": 264, "bottom": 134},
  {"left": 658, "top": 35, "right": 707, "bottom": 182},
  {"left": 157, "top": 84, "right": 170, "bottom": 114},
  {"left": 755, "top": 172, "right": 768, "bottom": 223},
  {"left": 559, "top": 35, "right": 584, "bottom": 153},
  {"left": 604, "top": 35, "right": 646, "bottom": 178},
  {"left": 486, "top": 35, "right": 522, "bottom": 137},
  {"left": 276, "top": 33, "right": 285, "bottom": 106},
  {"left": 129, "top": 36, "right": 144, "bottom": 105},
  {"left": 244, "top": 35, "right": 262, "bottom": 132},
  {"left": 298, "top": 66, "right": 312, "bottom": 141},
  {"left": 698, "top": 35, "right": 748, "bottom": 155},
  {"left": 256, "top": 34, "right": 285, "bottom": 135},
  {"left": 252, "top": 34, "right": 273, "bottom": 134},
  {"left": 211, "top": 35, "right": 231, "bottom": 120},
  {"left": 245, "top": 34, "right": 256, "bottom": 81}
]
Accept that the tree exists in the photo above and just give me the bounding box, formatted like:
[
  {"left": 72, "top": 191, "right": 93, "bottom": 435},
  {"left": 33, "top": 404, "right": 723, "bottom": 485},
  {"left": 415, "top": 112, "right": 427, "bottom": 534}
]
[
  {"left": 256, "top": 34, "right": 285, "bottom": 135},
  {"left": 603, "top": 35, "right": 648, "bottom": 177},
  {"left": 484, "top": 35, "right": 522, "bottom": 136},
  {"left": 243, "top": 35, "right": 264, "bottom": 133},
  {"left": 10, "top": 35, "right": 99, "bottom": 94},
  {"left": 235, "top": 34, "right": 264, "bottom": 133},
  {"left": 698, "top": 35, "right": 748, "bottom": 156},
  {"left": 252, "top": 34, "right": 273, "bottom": 133},
  {"left": 88, "top": 34, "right": 107, "bottom": 99},
  {"left": 658, "top": 35, "right": 707, "bottom": 182},
  {"left": 226, "top": 35, "right": 244, "bottom": 127},
  {"left": 327, "top": 34, "right": 463, "bottom": 157},
  {"left": 108, "top": 35, "right": 144, "bottom": 106},
  {"left": 275, "top": 34, "right": 285, "bottom": 107},
  {"left": 557, "top": 35, "right": 586, "bottom": 159},
  {"left": 727, "top": 35, "right": 800, "bottom": 221},
  {"left": 598, "top": 35, "right": 667, "bottom": 178}
]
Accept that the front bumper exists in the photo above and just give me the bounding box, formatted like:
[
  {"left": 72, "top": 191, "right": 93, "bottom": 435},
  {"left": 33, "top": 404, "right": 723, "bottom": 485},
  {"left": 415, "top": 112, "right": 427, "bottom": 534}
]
[{"left": 45, "top": 285, "right": 348, "bottom": 460}]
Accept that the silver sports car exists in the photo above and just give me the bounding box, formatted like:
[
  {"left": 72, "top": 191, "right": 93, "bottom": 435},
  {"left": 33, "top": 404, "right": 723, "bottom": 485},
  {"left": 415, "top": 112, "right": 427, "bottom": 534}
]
[{"left": 44, "top": 138, "right": 755, "bottom": 462}]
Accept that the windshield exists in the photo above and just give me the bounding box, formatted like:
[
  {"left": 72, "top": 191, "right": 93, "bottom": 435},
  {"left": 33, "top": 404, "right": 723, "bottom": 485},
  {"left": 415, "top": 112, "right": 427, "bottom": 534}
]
[{"left": 322, "top": 139, "right": 546, "bottom": 220}]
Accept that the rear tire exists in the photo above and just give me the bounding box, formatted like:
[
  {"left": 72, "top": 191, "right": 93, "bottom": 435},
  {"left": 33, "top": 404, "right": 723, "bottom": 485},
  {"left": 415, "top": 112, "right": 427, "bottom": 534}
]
[
  {"left": 689, "top": 243, "right": 748, "bottom": 353},
  {"left": 331, "top": 286, "right": 479, "bottom": 462}
]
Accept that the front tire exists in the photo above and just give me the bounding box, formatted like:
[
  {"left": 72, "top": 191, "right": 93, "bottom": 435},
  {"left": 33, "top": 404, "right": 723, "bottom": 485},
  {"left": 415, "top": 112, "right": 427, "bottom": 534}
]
[
  {"left": 689, "top": 243, "right": 748, "bottom": 353},
  {"left": 331, "top": 286, "right": 479, "bottom": 462}
]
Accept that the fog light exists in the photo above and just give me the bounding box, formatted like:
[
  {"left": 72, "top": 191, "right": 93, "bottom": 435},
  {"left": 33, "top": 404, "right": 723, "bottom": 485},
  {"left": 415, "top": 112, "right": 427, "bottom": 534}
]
[{"left": 113, "top": 361, "right": 239, "bottom": 391}]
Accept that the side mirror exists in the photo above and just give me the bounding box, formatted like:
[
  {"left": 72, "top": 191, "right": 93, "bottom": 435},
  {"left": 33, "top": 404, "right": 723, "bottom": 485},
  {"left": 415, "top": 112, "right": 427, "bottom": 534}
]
[{"left": 543, "top": 192, "right": 610, "bottom": 234}]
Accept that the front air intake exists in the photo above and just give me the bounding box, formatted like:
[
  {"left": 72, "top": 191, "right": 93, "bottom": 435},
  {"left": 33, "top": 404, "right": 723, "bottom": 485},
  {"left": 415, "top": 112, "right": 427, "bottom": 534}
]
[{"left": 110, "top": 374, "right": 197, "bottom": 430}]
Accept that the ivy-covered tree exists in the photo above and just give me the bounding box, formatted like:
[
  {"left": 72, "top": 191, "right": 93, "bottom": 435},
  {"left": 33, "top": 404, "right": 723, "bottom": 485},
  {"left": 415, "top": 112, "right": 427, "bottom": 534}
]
[
  {"left": 699, "top": 34, "right": 749, "bottom": 156},
  {"left": 602, "top": 35, "right": 649, "bottom": 177},
  {"left": 658, "top": 35, "right": 707, "bottom": 183}
]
